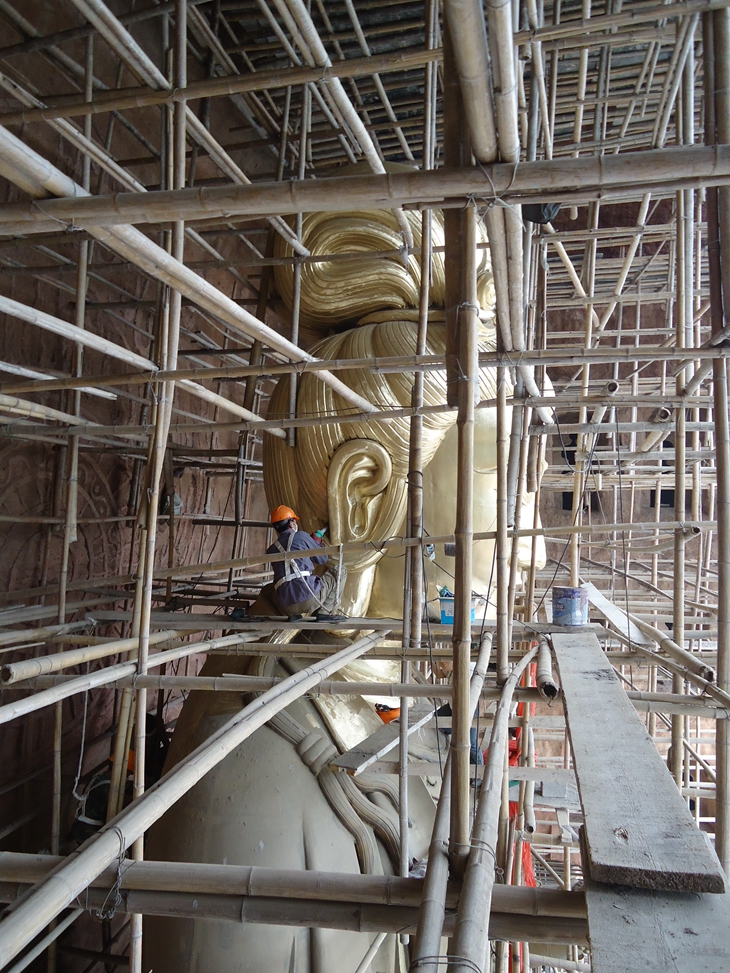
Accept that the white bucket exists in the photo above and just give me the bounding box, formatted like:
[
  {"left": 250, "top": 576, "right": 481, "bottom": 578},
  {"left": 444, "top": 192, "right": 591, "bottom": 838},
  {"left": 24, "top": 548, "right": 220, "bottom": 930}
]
[{"left": 552, "top": 586, "right": 589, "bottom": 626}]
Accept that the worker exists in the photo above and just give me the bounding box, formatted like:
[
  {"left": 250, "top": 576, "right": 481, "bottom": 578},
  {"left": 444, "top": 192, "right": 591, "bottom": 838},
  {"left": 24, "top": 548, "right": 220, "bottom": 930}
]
[{"left": 267, "top": 505, "right": 347, "bottom": 621}]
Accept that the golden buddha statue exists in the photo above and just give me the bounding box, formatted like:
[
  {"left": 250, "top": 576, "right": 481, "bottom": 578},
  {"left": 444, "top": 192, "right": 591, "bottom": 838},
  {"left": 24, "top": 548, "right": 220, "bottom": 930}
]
[{"left": 144, "top": 196, "right": 545, "bottom": 973}]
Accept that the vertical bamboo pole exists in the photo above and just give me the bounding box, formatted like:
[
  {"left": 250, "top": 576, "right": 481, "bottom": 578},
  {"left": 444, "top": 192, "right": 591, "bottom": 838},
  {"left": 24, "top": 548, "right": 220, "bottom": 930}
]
[
  {"left": 449, "top": 204, "right": 478, "bottom": 875},
  {"left": 496, "top": 367, "right": 510, "bottom": 684},
  {"left": 411, "top": 636, "right": 492, "bottom": 973},
  {"left": 400, "top": 3, "right": 437, "bottom": 883},
  {"left": 48, "top": 39, "right": 94, "bottom": 971},
  {"left": 709, "top": 6, "right": 730, "bottom": 875},
  {"left": 287, "top": 83, "right": 309, "bottom": 449},
  {"left": 443, "top": 23, "right": 466, "bottom": 411},
  {"left": 129, "top": 6, "right": 187, "bottom": 971}
]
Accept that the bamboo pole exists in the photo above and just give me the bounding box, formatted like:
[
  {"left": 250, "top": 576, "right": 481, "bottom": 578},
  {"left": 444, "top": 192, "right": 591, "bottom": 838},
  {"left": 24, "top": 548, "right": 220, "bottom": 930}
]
[
  {"left": 281, "top": 0, "right": 413, "bottom": 248},
  {"left": 446, "top": 646, "right": 538, "bottom": 973},
  {"left": 398, "top": 195, "right": 432, "bottom": 879},
  {"left": 0, "top": 621, "right": 90, "bottom": 650},
  {"left": 496, "top": 367, "right": 510, "bottom": 684},
  {"left": 0, "top": 633, "right": 248, "bottom": 726},
  {"left": 3, "top": 347, "right": 730, "bottom": 404},
  {"left": 449, "top": 204, "right": 479, "bottom": 874},
  {"left": 443, "top": 0, "right": 497, "bottom": 161},
  {"left": 129, "top": 13, "right": 186, "bottom": 966},
  {"left": 0, "top": 881, "right": 588, "bottom": 943},
  {"left": 0, "top": 48, "right": 438, "bottom": 127},
  {"left": 410, "top": 635, "right": 494, "bottom": 973},
  {"left": 137, "top": 518, "right": 715, "bottom": 582},
  {"left": 7, "top": 147, "right": 730, "bottom": 232},
  {"left": 710, "top": 4, "right": 730, "bottom": 878},
  {"left": 0, "top": 630, "right": 388, "bottom": 967},
  {"left": 17, "top": 675, "right": 554, "bottom": 703},
  {"left": 5, "top": 909, "right": 83, "bottom": 973},
  {"left": 0, "top": 295, "right": 156, "bottom": 371},
  {"left": 0, "top": 631, "right": 185, "bottom": 684}
]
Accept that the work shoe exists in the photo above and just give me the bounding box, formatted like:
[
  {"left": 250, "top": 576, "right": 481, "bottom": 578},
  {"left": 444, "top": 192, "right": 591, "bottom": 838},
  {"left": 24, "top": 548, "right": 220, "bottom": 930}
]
[{"left": 314, "top": 612, "right": 348, "bottom": 622}]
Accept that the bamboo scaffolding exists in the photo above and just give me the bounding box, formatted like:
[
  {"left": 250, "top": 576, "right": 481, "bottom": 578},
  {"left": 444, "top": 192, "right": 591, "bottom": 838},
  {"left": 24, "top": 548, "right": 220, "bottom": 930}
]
[
  {"left": 0, "top": 0, "right": 725, "bottom": 961},
  {"left": 0, "top": 630, "right": 388, "bottom": 966},
  {"left": 0, "top": 48, "right": 441, "bottom": 126},
  {"left": 0, "top": 127, "right": 377, "bottom": 418},
  {"left": 0, "top": 634, "right": 250, "bottom": 726}
]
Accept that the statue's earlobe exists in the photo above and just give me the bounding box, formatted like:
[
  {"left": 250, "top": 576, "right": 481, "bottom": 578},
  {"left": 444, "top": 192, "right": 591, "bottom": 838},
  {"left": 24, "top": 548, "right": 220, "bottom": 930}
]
[{"left": 327, "top": 440, "right": 405, "bottom": 569}]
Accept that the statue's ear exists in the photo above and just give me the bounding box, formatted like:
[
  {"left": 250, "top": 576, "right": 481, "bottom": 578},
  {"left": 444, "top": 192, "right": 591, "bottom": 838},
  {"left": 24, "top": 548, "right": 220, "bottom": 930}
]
[{"left": 327, "top": 440, "right": 405, "bottom": 568}]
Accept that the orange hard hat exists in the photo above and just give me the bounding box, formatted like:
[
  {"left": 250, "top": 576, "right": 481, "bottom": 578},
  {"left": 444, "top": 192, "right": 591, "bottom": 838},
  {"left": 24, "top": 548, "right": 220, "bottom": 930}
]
[{"left": 270, "top": 504, "right": 300, "bottom": 524}]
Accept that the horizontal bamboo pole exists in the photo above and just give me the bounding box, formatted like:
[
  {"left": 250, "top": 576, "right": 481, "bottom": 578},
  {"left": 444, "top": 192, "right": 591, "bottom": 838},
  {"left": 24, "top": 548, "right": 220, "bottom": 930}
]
[
  {"left": 0, "top": 881, "right": 588, "bottom": 944},
  {"left": 3, "top": 146, "right": 730, "bottom": 233},
  {"left": 0, "top": 630, "right": 186, "bottom": 684},
  {"left": 22, "top": 673, "right": 548, "bottom": 702},
  {"left": 533, "top": 420, "right": 713, "bottom": 436},
  {"left": 20, "top": 673, "right": 725, "bottom": 717},
  {"left": 0, "top": 47, "right": 441, "bottom": 126},
  {"left": 0, "top": 345, "right": 730, "bottom": 407},
  {"left": 0, "top": 620, "right": 90, "bottom": 649},
  {"left": 148, "top": 519, "right": 715, "bottom": 581},
  {"left": 0, "top": 854, "right": 584, "bottom": 917},
  {"left": 1, "top": 347, "right": 728, "bottom": 402},
  {"left": 0, "top": 635, "right": 246, "bottom": 725},
  {"left": 0, "top": 630, "right": 388, "bottom": 967}
]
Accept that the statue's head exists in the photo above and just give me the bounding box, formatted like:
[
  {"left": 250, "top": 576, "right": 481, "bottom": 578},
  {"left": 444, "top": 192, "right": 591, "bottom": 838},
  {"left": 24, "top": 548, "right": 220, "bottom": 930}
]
[{"left": 264, "top": 196, "right": 543, "bottom": 617}]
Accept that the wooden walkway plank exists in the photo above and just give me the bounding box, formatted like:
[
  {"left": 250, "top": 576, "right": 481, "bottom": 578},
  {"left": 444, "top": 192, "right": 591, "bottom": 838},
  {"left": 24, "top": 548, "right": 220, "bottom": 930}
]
[
  {"left": 330, "top": 706, "right": 435, "bottom": 775},
  {"left": 552, "top": 632, "right": 725, "bottom": 893},
  {"left": 583, "top": 582, "right": 654, "bottom": 646},
  {"left": 585, "top": 871, "right": 730, "bottom": 973}
]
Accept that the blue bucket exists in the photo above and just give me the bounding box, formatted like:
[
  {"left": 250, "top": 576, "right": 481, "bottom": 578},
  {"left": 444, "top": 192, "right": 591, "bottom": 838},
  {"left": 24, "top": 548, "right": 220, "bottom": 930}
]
[
  {"left": 552, "top": 586, "right": 589, "bottom": 626},
  {"left": 439, "top": 596, "right": 479, "bottom": 625}
]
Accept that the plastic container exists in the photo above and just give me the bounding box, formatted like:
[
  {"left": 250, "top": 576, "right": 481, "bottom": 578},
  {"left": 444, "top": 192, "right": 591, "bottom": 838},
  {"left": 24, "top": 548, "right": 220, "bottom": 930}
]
[
  {"left": 552, "top": 586, "right": 589, "bottom": 626},
  {"left": 440, "top": 596, "right": 479, "bottom": 625}
]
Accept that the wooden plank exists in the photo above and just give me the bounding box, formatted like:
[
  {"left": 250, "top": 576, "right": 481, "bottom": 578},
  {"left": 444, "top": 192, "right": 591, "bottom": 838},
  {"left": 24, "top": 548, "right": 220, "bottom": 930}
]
[
  {"left": 553, "top": 632, "right": 725, "bottom": 893},
  {"left": 330, "top": 707, "right": 435, "bottom": 775},
  {"left": 585, "top": 871, "right": 730, "bottom": 973},
  {"left": 583, "top": 582, "right": 654, "bottom": 646}
]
